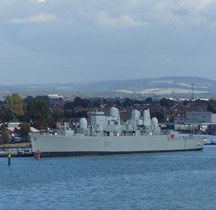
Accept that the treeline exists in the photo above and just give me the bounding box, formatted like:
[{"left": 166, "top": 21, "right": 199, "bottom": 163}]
[
  {"left": 0, "top": 94, "right": 154, "bottom": 129},
  {"left": 1, "top": 93, "right": 216, "bottom": 132}
]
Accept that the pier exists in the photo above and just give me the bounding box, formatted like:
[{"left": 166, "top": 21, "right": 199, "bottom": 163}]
[{"left": 0, "top": 142, "right": 33, "bottom": 157}]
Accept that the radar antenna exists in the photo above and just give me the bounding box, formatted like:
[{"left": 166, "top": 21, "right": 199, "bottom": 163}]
[{"left": 191, "top": 83, "right": 194, "bottom": 101}]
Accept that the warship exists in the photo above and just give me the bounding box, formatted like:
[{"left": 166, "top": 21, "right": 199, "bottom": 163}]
[{"left": 30, "top": 107, "right": 204, "bottom": 157}]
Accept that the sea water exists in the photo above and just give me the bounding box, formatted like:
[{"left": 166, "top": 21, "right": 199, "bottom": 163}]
[{"left": 1, "top": 146, "right": 216, "bottom": 210}]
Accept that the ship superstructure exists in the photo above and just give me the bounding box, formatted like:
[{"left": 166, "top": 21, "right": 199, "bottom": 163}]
[{"left": 74, "top": 107, "right": 161, "bottom": 137}]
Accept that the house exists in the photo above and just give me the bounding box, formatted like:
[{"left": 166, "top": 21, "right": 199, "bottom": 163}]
[
  {"left": 56, "top": 119, "right": 71, "bottom": 129},
  {"left": 0, "top": 122, "right": 39, "bottom": 143}
]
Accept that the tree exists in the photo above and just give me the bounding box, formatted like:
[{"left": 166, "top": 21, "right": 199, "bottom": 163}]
[
  {"left": 20, "top": 122, "right": 30, "bottom": 141},
  {"left": 5, "top": 93, "right": 24, "bottom": 121},
  {"left": 73, "top": 97, "right": 90, "bottom": 108},
  {"left": 64, "top": 101, "right": 74, "bottom": 110},
  {"left": 152, "top": 112, "right": 165, "bottom": 123},
  {"left": 26, "top": 97, "right": 50, "bottom": 130},
  {"left": 145, "top": 97, "right": 153, "bottom": 104},
  {"left": 113, "top": 99, "right": 121, "bottom": 107},
  {"left": 0, "top": 105, "right": 13, "bottom": 123},
  {"left": 0, "top": 123, "right": 8, "bottom": 143},
  {"left": 75, "top": 110, "right": 88, "bottom": 118},
  {"left": 123, "top": 97, "right": 132, "bottom": 107},
  {"left": 207, "top": 104, "right": 216, "bottom": 113},
  {"left": 160, "top": 98, "right": 174, "bottom": 108}
]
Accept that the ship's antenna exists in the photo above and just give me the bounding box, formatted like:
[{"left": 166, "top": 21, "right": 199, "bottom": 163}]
[
  {"left": 100, "top": 98, "right": 105, "bottom": 112},
  {"left": 191, "top": 83, "right": 195, "bottom": 134},
  {"left": 191, "top": 83, "right": 194, "bottom": 101},
  {"left": 101, "top": 98, "right": 103, "bottom": 111},
  {"left": 100, "top": 98, "right": 106, "bottom": 112}
]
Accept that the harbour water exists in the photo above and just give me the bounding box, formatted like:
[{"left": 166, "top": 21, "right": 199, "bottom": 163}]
[{"left": 1, "top": 145, "right": 216, "bottom": 210}]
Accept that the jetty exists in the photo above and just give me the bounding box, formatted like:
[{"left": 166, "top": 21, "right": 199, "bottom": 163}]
[{"left": 0, "top": 142, "right": 33, "bottom": 157}]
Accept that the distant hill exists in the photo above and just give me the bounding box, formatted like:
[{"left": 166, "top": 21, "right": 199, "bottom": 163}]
[{"left": 0, "top": 76, "right": 216, "bottom": 98}]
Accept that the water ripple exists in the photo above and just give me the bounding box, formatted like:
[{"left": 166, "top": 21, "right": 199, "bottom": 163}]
[{"left": 1, "top": 147, "right": 216, "bottom": 209}]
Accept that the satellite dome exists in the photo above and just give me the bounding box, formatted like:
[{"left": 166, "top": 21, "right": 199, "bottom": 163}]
[
  {"left": 131, "top": 109, "right": 141, "bottom": 120},
  {"left": 109, "top": 107, "right": 119, "bottom": 118},
  {"left": 80, "top": 118, "right": 87, "bottom": 129},
  {"left": 143, "top": 109, "right": 151, "bottom": 126},
  {"left": 151, "top": 117, "right": 159, "bottom": 127}
]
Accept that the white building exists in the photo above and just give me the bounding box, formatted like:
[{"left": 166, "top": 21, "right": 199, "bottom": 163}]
[{"left": 175, "top": 111, "right": 216, "bottom": 124}]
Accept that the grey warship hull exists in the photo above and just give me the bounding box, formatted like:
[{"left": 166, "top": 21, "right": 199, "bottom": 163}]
[
  {"left": 30, "top": 134, "right": 204, "bottom": 157},
  {"left": 30, "top": 107, "right": 204, "bottom": 158}
]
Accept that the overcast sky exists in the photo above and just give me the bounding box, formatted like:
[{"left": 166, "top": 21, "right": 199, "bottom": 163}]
[{"left": 0, "top": 0, "right": 216, "bottom": 85}]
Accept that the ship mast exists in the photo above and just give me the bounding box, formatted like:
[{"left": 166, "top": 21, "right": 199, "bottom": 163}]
[
  {"left": 191, "top": 83, "right": 194, "bottom": 101},
  {"left": 191, "top": 83, "right": 195, "bottom": 134}
]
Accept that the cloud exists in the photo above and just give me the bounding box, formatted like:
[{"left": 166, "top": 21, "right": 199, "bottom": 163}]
[
  {"left": 175, "top": 0, "right": 212, "bottom": 14},
  {"left": 153, "top": 0, "right": 216, "bottom": 28},
  {"left": 9, "top": 13, "right": 57, "bottom": 24},
  {"left": 1, "top": 1, "right": 216, "bottom": 29},
  {"left": 95, "top": 11, "right": 148, "bottom": 27}
]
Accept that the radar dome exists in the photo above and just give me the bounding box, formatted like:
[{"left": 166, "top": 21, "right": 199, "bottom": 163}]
[
  {"left": 131, "top": 109, "right": 141, "bottom": 120},
  {"left": 151, "top": 117, "right": 159, "bottom": 127},
  {"left": 143, "top": 109, "right": 151, "bottom": 126},
  {"left": 109, "top": 107, "right": 119, "bottom": 118},
  {"left": 80, "top": 118, "right": 87, "bottom": 129}
]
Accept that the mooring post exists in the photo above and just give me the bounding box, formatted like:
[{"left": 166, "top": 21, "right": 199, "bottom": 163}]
[
  {"left": 8, "top": 150, "right": 11, "bottom": 166},
  {"left": 37, "top": 149, "right": 40, "bottom": 160}
]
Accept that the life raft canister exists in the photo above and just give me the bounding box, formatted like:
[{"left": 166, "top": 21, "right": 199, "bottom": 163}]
[{"left": 170, "top": 133, "right": 175, "bottom": 140}]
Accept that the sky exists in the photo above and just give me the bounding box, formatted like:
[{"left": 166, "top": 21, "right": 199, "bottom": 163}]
[{"left": 0, "top": 0, "right": 216, "bottom": 85}]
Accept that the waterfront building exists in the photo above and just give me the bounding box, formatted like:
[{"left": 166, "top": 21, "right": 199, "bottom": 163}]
[{"left": 174, "top": 111, "right": 216, "bottom": 124}]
